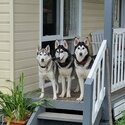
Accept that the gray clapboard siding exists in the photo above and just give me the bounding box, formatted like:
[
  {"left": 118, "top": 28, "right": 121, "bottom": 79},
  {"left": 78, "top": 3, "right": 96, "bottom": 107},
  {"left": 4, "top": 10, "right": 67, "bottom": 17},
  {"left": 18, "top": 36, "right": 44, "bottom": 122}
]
[
  {"left": 0, "top": 42, "right": 10, "bottom": 51},
  {"left": 82, "top": 0, "right": 104, "bottom": 37},
  {"left": 0, "top": 70, "right": 10, "bottom": 79},
  {"left": 15, "top": 40, "right": 38, "bottom": 51},
  {"left": 0, "top": 52, "right": 9, "bottom": 60},
  {"left": 14, "top": 0, "right": 39, "bottom": 92},
  {"left": 0, "top": 61, "right": 10, "bottom": 70},
  {"left": 0, "top": 0, "right": 13, "bottom": 88}
]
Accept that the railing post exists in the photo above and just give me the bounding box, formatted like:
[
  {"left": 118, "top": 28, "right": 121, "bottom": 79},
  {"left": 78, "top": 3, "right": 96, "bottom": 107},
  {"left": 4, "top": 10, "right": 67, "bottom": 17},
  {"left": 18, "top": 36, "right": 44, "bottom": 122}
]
[
  {"left": 83, "top": 78, "right": 94, "bottom": 125},
  {"left": 102, "top": 0, "right": 113, "bottom": 124}
]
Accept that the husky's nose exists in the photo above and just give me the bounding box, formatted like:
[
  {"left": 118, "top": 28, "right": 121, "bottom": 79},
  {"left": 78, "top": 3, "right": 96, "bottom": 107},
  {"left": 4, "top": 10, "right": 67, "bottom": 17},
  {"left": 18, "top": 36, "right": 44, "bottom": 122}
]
[
  {"left": 41, "top": 59, "right": 44, "bottom": 62},
  {"left": 56, "top": 57, "right": 60, "bottom": 61},
  {"left": 79, "top": 53, "right": 83, "bottom": 56}
]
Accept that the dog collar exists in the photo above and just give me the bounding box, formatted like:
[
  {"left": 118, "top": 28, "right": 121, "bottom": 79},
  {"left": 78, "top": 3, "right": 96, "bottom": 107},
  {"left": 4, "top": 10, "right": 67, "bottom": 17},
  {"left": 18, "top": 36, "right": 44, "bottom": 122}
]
[
  {"left": 75, "top": 55, "right": 89, "bottom": 66},
  {"left": 38, "top": 59, "right": 52, "bottom": 69},
  {"left": 55, "top": 56, "right": 74, "bottom": 69}
]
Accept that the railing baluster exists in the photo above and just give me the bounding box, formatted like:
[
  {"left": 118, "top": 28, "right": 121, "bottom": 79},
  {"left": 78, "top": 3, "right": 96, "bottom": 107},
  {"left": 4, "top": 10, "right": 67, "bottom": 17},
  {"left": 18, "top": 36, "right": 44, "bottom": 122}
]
[
  {"left": 98, "top": 62, "right": 101, "bottom": 98},
  {"left": 102, "top": 52, "right": 105, "bottom": 89},
  {"left": 114, "top": 34, "right": 118, "bottom": 85},
  {"left": 118, "top": 34, "right": 121, "bottom": 83},
  {"left": 121, "top": 33, "right": 124, "bottom": 82}
]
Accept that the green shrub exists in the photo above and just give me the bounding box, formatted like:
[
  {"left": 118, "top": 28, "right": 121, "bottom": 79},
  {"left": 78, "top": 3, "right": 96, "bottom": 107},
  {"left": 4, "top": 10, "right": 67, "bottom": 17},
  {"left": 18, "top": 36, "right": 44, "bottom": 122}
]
[
  {"left": 0, "top": 73, "right": 46, "bottom": 124},
  {"left": 115, "top": 112, "right": 125, "bottom": 125}
]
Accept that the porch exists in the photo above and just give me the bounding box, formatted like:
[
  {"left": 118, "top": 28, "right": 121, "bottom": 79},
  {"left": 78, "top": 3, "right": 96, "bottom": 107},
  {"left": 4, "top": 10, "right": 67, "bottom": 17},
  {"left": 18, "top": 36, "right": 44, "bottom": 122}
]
[
  {"left": 0, "top": 0, "right": 125, "bottom": 125},
  {"left": 27, "top": 0, "right": 125, "bottom": 124},
  {"left": 25, "top": 28, "right": 125, "bottom": 125}
]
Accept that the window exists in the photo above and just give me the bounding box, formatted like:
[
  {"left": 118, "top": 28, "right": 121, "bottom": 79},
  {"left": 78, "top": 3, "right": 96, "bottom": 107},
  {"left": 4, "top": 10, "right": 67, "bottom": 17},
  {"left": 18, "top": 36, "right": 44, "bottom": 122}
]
[
  {"left": 40, "top": 0, "right": 81, "bottom": 43},
  {"left": 43, "top": 0, "right": 60, "bottom": 36}
]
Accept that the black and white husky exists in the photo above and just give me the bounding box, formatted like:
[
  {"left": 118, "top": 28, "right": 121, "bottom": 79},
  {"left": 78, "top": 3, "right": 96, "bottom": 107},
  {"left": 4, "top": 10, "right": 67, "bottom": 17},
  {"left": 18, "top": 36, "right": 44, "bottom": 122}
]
[
  {"left": 36, "top": 45, "right": 59, "bottom": 100},
  {"left": 74, "top": 37, "right": 95, "bottom": 101},
  {"left": 55, "top": 40, "right": 74, "bottom": 98}
]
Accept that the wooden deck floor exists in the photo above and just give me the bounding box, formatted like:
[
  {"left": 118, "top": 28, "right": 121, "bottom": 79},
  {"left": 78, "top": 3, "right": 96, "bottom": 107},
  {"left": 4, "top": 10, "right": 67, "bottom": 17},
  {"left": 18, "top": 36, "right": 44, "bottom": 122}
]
[{"left": 26, "top": 79, "right": 81, "bottom": 102}]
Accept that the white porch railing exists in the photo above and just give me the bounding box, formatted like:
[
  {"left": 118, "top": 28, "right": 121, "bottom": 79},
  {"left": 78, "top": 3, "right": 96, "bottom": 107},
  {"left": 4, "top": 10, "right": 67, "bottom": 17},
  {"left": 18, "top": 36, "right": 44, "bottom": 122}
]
[
  {"left": 91, "top": 28, "right": 125, "bottom": 92},
  {"left": 111, "top": 28, "right": 125, "bottom": 92},
  {"left": 87, "top": 40, "right": 106, "bottom": 124},
  {"left": 91, "top": 31, "right": 104, "bottom": 55}
]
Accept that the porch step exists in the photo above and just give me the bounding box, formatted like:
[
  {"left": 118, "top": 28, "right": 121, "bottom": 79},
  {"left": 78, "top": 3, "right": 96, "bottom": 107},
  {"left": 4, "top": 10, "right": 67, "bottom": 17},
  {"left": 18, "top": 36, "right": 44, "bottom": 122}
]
[{"left": 37, "top": 112, "right": 83, "bottom": 123}]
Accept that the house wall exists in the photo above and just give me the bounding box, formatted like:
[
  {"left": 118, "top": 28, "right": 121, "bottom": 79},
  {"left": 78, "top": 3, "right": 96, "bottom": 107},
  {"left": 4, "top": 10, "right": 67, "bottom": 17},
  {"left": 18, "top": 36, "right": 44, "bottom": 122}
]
[
  {"left": 81, "top": 0, "right": 104, "bottom": 37},
  {"left": 14, "top": 0, "right": 39, "bottom": 93},
  {"left": 0, "top": 0, "right": 13, "bottom": 88}
]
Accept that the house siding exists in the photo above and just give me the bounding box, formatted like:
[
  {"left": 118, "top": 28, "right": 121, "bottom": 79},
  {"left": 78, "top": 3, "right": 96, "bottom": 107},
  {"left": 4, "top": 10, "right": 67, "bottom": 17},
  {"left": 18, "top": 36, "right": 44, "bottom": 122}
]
[
  {"left": 14, "top": 0, "right": 39, "bottom": 93},
  {"left": 82, "top": 0, "right": 104, "bottom": 37},
  {"left": 0, "top": 0, "right": 12, "bottom": 88}
]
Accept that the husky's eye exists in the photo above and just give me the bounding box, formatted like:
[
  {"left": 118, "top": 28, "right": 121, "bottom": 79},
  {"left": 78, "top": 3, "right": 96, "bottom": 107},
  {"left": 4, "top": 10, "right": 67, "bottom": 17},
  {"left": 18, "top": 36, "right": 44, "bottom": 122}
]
[
  {"left": 56, "top": 50, "right": 59, "bottom": 53},
  {"left": 40, "top": 53, "right": 42, "bottom": 55},
  {"left": 78, "top": 47, "right": 80, "bottom": 49},
  {"left": 60, "top": 50, "right": 63, "bottom": 53}
]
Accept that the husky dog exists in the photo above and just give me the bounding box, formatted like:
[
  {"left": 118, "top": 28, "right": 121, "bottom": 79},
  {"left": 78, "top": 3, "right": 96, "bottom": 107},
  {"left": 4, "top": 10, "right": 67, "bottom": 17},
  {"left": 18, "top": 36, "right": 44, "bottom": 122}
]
[
  {"left": 74, "top": 37, "right": 95, "bottom": 101},
  {"left": 55, "top": 40, "right": 74, "bottom": 98},
  {"left": 36, "top": 45, "right": 59, "bottom": 100}
]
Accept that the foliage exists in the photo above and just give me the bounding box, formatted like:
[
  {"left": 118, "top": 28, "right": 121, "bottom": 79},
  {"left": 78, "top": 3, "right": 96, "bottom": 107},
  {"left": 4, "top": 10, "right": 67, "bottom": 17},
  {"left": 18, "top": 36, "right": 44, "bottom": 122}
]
[
  {"left": 115, "top": 112, "right": 125, "bottom": 125},
  {"left": 0, "top": 73, "right": 46, "bottom": 124}
]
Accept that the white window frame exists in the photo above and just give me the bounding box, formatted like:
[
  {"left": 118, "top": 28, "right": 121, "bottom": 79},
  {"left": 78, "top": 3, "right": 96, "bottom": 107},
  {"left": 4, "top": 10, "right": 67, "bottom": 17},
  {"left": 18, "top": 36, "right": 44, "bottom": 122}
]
[{"left": 39, "top": 0, "right": 82, "bottom": 44}]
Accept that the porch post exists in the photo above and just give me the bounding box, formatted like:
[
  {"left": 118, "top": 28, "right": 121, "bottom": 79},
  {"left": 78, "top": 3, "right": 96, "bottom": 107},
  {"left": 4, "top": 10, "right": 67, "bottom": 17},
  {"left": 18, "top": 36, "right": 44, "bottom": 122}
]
[
  {"left": 121, "top": 0, "right": 125, "bottom": 28},
  {"left": 103, "top": 0, "right": 113, "bottom": 124}
]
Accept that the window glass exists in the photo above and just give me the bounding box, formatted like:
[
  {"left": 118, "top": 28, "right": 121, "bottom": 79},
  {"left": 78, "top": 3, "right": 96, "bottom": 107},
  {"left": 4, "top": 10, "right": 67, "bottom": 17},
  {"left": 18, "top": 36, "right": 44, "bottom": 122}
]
[
  {"left": 43, "top": 0, "right": 60, "bottom": 36},
  {"left": 63, "top": 0, "right": 79, "bottom": 37}
]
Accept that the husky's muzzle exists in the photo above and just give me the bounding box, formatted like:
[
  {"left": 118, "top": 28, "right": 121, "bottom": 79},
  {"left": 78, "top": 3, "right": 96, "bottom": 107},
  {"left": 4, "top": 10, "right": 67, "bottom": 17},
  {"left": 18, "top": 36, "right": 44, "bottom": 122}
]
[
  {"left": 79, "top": 53, "right": 83, "bottom": 56},
  {"left": 55, "top": 57, "right": 63, "bottom": 62}
]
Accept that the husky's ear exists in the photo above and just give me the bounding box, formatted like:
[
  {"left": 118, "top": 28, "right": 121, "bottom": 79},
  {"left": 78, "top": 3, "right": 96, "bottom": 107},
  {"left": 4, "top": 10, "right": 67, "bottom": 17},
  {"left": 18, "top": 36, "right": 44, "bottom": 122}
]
[
  {"left": 84, "top": 37, "right": 89, "bottom": 46},
  {"left": 55, "top": 40, "right": 59, "bottom": 49},
  {"left": 45, "top": 45, "right": 50, "bottom": 53},
  {"left": 74, "top": 37, "right": 79, "bottom": 46},
  {"left": 63, "top": 40, "right": 68, "bottom": 49}
]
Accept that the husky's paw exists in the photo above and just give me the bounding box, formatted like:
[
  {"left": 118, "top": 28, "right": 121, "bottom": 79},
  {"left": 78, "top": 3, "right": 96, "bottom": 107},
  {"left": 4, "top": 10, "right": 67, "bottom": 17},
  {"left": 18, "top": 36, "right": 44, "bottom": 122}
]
[
  {"left": 39, "top": 94, "right": 44, "bottom": 98},
  {"left": 76, "top": 97, "right": 83, "bottom": 101},
  {"left": 59, "top": 93, "right": 65, "bottom": 98},
  {"left": 66, "top": 92, "right": 71, "bottom": 98},
  {"left": 66, "top": 94, "right": 71, "bottom": 98},
  {"left": 53, "top": 96, "right": 57, "bottom": 100}
]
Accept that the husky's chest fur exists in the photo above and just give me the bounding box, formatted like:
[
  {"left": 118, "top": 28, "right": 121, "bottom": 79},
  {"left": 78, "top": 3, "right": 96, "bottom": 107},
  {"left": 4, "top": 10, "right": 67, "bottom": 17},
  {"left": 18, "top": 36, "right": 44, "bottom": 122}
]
[
  {"left": 74, "top": 57, "right": 92, "bottom": 78},
  {"left": 39, "top": 61, "right": 55, "bottom": 80},
  {"left": 59, "top": 67, "right": 73, "bottom": 77},
  {"left": 56, "top": 56, "right": 74, "bottom": 77}
]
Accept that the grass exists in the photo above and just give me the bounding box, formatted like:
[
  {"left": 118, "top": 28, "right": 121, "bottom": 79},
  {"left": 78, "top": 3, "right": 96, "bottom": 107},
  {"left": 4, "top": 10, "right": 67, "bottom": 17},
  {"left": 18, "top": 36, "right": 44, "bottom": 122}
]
[{"left": 115, "top": 112, "right": 125, "bottom": 125}]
